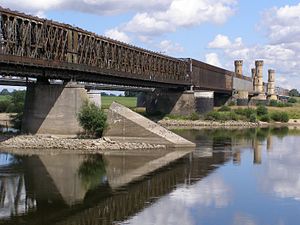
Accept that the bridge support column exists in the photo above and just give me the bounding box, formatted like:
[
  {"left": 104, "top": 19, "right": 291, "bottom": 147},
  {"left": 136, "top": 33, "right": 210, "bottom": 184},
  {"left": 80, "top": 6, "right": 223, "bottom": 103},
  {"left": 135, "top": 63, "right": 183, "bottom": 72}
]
[
  {"left": 22, "top": 82, "right": 88, "bottom": 135},
  {"left": 236, "top": 91, "right": 249, "bottom": 106},
  {"left": 145, "top": 90, "right": 214, "bottom": 116}
]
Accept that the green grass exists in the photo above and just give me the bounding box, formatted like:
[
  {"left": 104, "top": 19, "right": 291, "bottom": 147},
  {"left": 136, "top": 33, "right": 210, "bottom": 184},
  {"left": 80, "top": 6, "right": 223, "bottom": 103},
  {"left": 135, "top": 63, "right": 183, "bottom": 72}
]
[
  {"left": 101, "top": 96, "right": 137, "bottom": 109},
  {"left": 0, "top": 95, "right": 11, "bottom": 101}
]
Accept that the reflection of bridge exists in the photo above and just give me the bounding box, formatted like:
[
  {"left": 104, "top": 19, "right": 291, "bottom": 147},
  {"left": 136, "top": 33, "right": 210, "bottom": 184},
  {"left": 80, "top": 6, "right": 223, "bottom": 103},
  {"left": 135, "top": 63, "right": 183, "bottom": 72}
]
[
  {"left": 0, "top": 128, "right": 273, "bottom": 225},
  {"left": 0, "top": 148, "right": 227, "bottom": 225},
  {"left": 0, "top": 7, "right": 254, "bottom": 135}
]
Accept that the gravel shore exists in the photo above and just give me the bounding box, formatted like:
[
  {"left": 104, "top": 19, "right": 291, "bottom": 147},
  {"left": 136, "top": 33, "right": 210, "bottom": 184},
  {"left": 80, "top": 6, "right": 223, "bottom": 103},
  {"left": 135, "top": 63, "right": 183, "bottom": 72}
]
[
  {"left": 158, "top": 119, "right": 268, "bottom": 129},
  {"left": 0, "top": 135, "right": 166, "bottom": 152}
]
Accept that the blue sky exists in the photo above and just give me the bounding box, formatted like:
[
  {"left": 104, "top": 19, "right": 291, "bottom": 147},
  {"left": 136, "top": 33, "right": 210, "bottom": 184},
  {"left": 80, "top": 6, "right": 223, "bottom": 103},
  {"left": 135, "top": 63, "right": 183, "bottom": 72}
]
[{"left": 1, "top": 0, "right": 300, "bottom": 89}]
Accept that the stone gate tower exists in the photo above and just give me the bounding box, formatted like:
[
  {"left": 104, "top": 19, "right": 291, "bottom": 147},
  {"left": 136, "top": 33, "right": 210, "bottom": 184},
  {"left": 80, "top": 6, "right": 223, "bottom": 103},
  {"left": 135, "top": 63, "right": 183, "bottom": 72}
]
[
  {"left": 234, "top": 60, "right": 243, "bottom": 77},
  {"left": 267, "top": 69, "right": 277, "bottom": 100}
]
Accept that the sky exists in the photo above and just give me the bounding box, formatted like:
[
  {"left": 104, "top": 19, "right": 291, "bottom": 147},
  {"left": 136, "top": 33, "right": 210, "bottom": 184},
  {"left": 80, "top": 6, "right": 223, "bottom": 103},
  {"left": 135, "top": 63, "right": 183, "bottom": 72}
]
[{"left": 1, "top": 0, "right": 300, "bottom": 89}]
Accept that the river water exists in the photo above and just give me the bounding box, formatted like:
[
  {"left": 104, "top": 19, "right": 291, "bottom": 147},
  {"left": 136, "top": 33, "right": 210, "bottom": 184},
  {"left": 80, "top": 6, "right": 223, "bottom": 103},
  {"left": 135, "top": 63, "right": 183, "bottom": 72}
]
[{"left": 0, "top": 127, "right": 299, "bottom": 225}]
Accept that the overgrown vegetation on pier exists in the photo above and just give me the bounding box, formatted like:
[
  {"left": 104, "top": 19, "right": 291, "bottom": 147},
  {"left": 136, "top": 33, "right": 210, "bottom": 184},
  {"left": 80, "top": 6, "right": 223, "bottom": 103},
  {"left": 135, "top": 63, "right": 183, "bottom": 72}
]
[{"left": 77, "top": 101, "right": 107, "bottom": 138}]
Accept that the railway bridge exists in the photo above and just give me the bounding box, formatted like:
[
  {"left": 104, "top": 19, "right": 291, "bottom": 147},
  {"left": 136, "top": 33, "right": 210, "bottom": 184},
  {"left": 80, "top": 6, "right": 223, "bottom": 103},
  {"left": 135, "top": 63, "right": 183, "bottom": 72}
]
[{"left": 0, "top": 7, "right": 253, "bottom": 135}]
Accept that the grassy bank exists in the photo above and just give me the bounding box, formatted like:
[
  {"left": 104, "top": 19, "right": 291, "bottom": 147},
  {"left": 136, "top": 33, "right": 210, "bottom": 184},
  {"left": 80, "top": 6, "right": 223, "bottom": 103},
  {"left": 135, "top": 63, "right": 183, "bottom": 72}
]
[{"left": 101, "top": 96, "right": 137, "bottom": 109}]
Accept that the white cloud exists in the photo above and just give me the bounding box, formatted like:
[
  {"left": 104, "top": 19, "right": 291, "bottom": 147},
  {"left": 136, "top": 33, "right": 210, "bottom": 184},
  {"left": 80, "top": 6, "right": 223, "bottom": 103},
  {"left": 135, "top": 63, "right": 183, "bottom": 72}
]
[
  {"left": 124, "top": 175, "right": 231, "bottom": 225},
  {"left": 260, "top": 136, "right": 300, "bottom": 201},
  {"left": 0, "top": 0, "right": 173, "bottom": 16},
  {"left": 205, "top": 53, "right": 222, "bottom": 67},
  {"left": 158, "top": 40, "right": 184, "bottom": 54},
  {"left": 104, "top": 28, "right": 131, "bottom": 43},
  {"left": 123, "top": 0, "right": 237, "bottom": 36},
  {"left": 208, "top": 34, "right": 232, "bottom": 49}
]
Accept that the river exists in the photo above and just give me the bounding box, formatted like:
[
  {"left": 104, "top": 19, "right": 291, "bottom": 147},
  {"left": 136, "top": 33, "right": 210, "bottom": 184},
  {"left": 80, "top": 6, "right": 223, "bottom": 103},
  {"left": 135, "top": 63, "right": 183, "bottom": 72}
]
[{"left": 0, "top": 127, "right": 299, "bottom": 225}]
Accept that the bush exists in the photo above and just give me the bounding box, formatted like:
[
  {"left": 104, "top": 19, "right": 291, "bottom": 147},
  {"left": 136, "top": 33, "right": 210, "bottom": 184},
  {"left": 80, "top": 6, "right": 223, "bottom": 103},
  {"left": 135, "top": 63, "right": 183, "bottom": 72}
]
[
  {"left": 269, "top": 100, "right": 292, "bottom": 107},
  {"left": 259, "top": 114, "right": 271, "bottom": 122},
  {"left": 218, "top": 105, "right": 231, "bottom": 112},
  {"left": 10, "top": 112, "right": 23, "bottom": 130},
  {"left": 269, "top": 100, "right": 278, "bottom": 107},
  {"left": 257, "top": 105, "right": 268, "bottom": 116},
  {"left": 288, "top": 98, "right": 297, "bottom": 103},
  {"left": 249, "top": 113, "right": 257, "bottom": 122},
  {"left": 271, "top": 112, "right": 289, "bottom": 122},
  {"left": 228, "top": 101, "right": 236, "bottom": 106},
  {"left": 77, "top": 101, "right": 107, "bottom": 137},
  {"left": 189, "top": 112, "right": 200, "bottom": 121},
  {"left": 0, "top": 100, "right": 10, "bottom": 113},
  {"left": 234, "top": 108, "right": 256, "bottom": 118},
  {"left": 205, "top": 111, "right": 239, "bottom": 121}
]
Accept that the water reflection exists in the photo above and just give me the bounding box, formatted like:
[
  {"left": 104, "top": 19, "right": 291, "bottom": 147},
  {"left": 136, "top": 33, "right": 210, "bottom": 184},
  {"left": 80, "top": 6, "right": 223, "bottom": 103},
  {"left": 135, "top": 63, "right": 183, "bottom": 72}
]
[{"left": 0, "top": 127, "right": 299, "bottom": 225}]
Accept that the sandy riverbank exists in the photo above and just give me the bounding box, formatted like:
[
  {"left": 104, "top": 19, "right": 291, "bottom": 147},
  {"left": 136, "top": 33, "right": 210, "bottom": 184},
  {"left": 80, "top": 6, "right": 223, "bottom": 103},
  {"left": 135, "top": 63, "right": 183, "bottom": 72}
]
[{"left": 0, "top": 135, "right": 166, "bottom": 153}]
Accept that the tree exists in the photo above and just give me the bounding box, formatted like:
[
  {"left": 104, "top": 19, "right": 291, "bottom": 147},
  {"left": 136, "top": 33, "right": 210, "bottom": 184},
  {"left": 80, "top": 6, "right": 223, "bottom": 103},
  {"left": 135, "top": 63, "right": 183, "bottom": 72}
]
[
  {"left": 124, "top": 91, "right": 140, "bottom": 97},
  {"left": 289, "top": 89, "right": 300, "bottom": 97},
  {"left": 0, "top": 89, "right": 10, "bottom": 95}
]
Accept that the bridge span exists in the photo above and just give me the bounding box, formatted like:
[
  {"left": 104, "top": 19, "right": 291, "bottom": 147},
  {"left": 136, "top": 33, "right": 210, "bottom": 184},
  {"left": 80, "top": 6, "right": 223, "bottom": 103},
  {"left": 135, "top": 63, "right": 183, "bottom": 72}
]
[{"left": 0, "top": 7, "right": 254, "bottom": 135}]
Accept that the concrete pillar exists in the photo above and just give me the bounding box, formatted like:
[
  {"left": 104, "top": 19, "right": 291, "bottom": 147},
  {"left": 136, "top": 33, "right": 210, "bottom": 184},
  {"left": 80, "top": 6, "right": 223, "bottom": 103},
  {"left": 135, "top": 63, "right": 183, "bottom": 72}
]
[
  {"left": 194, "top": 91, "right": 214, "bottom": 114},
  {"left": 236, "top": 90, "right": 249, "bottom": 106},
  {"left": 234, "top": 60, "right": 243, "bottom": 77},
  {"left": 22, "top": 82, "right": 89, "bottom": 135},
  {"left": 145, "top": 89, "right": 214, "bottom": 116},
  {"left": 87, "top": 90, "right": 102, "bottom": 107},
  {"left": 145, "top": 90, "right": 196, "bottom": 116},
  {"left": 267, "top": 69, "right": 277, "bottom": 100}
]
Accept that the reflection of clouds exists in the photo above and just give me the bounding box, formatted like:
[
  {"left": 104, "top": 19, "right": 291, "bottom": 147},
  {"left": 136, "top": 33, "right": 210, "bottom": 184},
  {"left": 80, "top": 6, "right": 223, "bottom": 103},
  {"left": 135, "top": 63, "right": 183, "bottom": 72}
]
[
  {"left": 122, "top": 175, "right": 230, "bottom": 225},
  {"left": 233, "top": 213, "right": 257, "bottom": 225},
  {"left": 261, "top": 136, "right": 300, "bottom": 201},
  {"left": 170, "top": 175, "right": 230, "bottom": 208}
]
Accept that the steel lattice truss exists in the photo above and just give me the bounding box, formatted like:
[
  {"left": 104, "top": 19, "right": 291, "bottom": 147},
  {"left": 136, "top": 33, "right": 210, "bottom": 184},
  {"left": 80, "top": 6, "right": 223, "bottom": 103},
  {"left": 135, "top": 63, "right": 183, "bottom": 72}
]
[{"left": 0, "top": 7, "right": 190, "bottom": 87}]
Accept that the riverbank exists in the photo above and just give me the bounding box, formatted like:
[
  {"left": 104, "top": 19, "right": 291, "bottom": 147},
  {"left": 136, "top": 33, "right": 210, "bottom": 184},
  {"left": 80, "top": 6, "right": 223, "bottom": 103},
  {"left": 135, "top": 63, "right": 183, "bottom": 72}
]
[
  {"left": 0, "top": 135, "right": 166, "bottom": 153},
  {"left": 158, "top": 119, "right": 300, "bottom": 129}
]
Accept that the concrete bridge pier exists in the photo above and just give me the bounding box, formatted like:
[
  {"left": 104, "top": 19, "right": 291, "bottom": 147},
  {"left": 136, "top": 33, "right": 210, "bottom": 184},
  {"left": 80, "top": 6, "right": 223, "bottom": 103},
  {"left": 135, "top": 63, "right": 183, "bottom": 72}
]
[
  {"left": 22, "top": 81, "right": 88, "bottom": 135},
  {"left": 143, "top": 89, "right": 214, "bottom": 116}
]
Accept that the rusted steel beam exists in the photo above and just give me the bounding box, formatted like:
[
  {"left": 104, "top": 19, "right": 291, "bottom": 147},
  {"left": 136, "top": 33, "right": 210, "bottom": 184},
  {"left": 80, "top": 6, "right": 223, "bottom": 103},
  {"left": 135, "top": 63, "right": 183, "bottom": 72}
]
[{"left": 0, "top": 7, "right": 190, "bottom": 86}]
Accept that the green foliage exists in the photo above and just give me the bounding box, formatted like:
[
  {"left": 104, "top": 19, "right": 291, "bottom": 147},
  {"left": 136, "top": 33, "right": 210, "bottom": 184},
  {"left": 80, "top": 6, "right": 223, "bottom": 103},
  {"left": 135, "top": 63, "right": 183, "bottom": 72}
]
[
  {"left": 256, "top": 105, "right": 268, "bottom": 116},
  {"left": 124, "top": 91, "right": 140, "bottom": 97},
  {"left": 289, "top": 89, "right": 299, "bottom": 97},
  {"left": 6, "top": 90, "right": 26, "bottom": 113},
  {"left": 288, "top": 97, "right": 297, "bottom": 103},
  {"left": 218, "top": 105, "right": 231, "bottom": 112},
  {"left": 205, "top": 111, "right": 239, "bottom": 121},
  {"left": 0, "top": 89, "right": 11, "bottom": 95},
  {"left": 0, "top": 100, "right": 10, "bottom": 113},
  {"left": 233, "top": 108, "right": 256, "bottom": 118},
  {"left": 271, "top": 112, "right": 289, "bottom": 122},
  {"left": 259, "top": 114, "right": 271, "bottom": 122},
  {"left": 269, "top": 100, "right": 292, "bottom": 107},
  {"left": 10, "top": 112, "right": 23, "bottom": 130},
  {"left": 78, "top": 101, "right": 107, "bottom": 137},
  {"left": 228, "top": 101, "right": 236, "bottom": 106},
  {"left": 249, "top": 113, "right": 257, "bottom": 122},
  {"left": 189, "top": 112, "right": 200, "bottom": 121}
]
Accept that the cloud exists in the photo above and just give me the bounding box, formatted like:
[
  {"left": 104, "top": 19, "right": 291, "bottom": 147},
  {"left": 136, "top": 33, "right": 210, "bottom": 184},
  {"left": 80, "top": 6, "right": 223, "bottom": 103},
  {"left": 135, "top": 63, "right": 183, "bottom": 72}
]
[
  {"left": 207, "top": 33, "right": 300, "bottom": 88},
  {"left": 104, "top": 28, "right": 131, "bottom": 43},
  {"left": 208, "top": 34, "right": 232, "bottom": 49},
  {"left": 260, "top": 136, "right": 300, "bottom": 201},
  {"left": 158, "top": 40, "right": 184, "bottom": 54},
  {"left": 123, "top": 0, "right": 237, "bottom": 36},
  {"left": 0, "top": 0, "right": 173, "bottom": 16},
  {"left": 124, "top": 175, "right": 231, "bottom": 225},
  {"left": 205, "top": 53, "right": 222, "bottom": 67}
]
